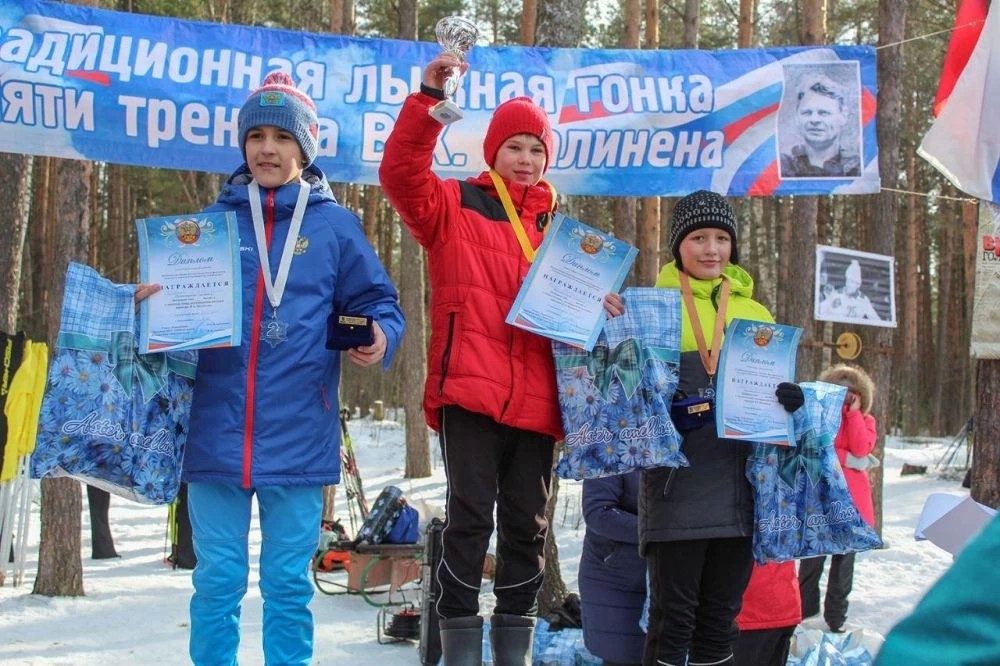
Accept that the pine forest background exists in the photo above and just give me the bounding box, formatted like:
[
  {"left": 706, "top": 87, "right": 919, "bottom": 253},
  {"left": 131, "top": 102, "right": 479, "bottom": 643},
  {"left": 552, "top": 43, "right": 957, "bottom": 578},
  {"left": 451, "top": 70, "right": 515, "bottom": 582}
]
[{"left": 2, "top": 0, "right": 998, "bottom": 603}]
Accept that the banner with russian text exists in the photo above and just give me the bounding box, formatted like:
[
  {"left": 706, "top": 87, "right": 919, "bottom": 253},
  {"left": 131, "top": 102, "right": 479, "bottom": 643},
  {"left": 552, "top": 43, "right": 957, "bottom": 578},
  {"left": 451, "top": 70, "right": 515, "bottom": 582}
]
[{"left": 0, "top": 0, "right": 879, "bottom": 197}]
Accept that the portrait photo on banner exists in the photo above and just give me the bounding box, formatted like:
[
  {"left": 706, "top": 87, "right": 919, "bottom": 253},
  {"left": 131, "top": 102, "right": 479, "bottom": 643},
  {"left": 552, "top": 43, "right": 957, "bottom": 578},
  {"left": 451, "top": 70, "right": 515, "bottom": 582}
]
[
  {"left": 815, "top": 245, "right": 897, "bottom": 328},
  {"left": 777, "top": 61, "right": 863, "bottom": 180}
]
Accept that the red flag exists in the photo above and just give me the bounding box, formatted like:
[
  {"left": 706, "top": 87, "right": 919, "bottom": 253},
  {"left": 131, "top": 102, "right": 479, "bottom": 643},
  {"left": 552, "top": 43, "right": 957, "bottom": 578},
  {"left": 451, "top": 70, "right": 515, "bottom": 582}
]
[{"left": 934, "top": 0, "right": 989, "bottom": 116}]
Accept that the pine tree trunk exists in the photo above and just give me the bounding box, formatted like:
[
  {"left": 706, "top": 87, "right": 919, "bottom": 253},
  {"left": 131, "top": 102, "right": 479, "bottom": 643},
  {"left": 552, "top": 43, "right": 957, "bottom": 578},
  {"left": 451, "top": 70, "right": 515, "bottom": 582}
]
[
  {"left": 393, "top": 0, "right": 431, "bottom": 480},
  {"left": 614, "top": 0, "right": 641, "bottom": 279},
  {"left": 773, "top": 200, "right": 788, "bottom": 318},
  {"left": 635, "top": 0, "right": 661, "bottom": 285},
  {"left": 322, "top": 485, "right": 338, "bottom": 522},
  {"left": 537, "top": 465, "right": 567, "bottom": 616},
  {"left": 959, "top": 202, "right": 978, "bottom": 427},
  {"left": 683, "top": 0, "right": 700, "bottom": 47},
  {"left": 400, "top": 229, "right": 431, "bottom": 479},
  {"left": 788, "top": 196, "right": 819, "bottom": 381},
  {"left": 738, "top": 0, "right": 756, "bottom": 47},
  {"left": 35, "top": 479, "right": 84, "bottom": 596},
  {"left": 867, "top": 0, "right": 907, "bottom": 535},
  {"left": 521, "top": 0, "right": 538, "bottom": 44},
  {"left": 973, "top": 360, "right": 1000, "bottom": 508},
  {"left": 22, "top": 159, "right": 52, "bottom": 338},
  {"left": 33, "top": 156, "right": 92, "bottom": 597},
  {"left": 934, "top": 218, "right": 955, "bottom": 431},
  {"left": 637, "top": 198, "right": 661, "bottom": 285},
  {"left": 533, "top": 0, "right": 590, "bottom": 617},
  {"left": 786, "top": 0, "right": 824, "bottom": 382},
  {"left": 917, "top": 214, "right": 936, "bottom": 433},
  {"left": 0, "top": 153, "right": 32, "bottom": 331},
  {"left": 900, "top": 147, "right": 919, "bottom": 433},
  {"left": 320, "top": 0, "right": 367, "bottom": 524}
]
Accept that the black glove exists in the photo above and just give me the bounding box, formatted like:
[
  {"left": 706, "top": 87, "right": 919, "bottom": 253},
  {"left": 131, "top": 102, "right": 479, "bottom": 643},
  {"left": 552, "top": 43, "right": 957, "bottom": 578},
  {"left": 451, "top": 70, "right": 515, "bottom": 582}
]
[{"left": 775, "top": 382, "right": 804, "bottom": 412}]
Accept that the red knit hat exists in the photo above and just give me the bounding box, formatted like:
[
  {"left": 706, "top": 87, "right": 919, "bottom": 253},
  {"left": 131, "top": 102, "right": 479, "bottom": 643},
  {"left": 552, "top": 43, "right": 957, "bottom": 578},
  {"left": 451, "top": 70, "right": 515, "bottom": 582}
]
[{"left": 482, "top": 97, "right": 554, "bottom": 173}]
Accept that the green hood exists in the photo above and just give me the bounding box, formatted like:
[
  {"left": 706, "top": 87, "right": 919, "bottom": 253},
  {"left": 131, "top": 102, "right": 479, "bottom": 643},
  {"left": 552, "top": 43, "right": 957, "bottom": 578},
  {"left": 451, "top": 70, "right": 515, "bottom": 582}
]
[
  {"left": 654, "top": 261, "right": 757, "bottom": 299},
  {"left": 654, "top": 261, "right": 773, "bottom": 352}
]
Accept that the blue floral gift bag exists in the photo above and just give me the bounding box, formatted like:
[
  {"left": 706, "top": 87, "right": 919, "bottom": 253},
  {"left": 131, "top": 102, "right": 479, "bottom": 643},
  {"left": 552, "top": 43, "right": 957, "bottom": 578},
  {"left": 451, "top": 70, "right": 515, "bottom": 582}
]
[
  {"left": 30, "top": 263, "right": 197, "bottom": 505},
  {"left": 552, "top": 287, "right": 686, "bottom": 480},
  {"left": 746, "top": 381, "right": 882, "bottom": 563}
]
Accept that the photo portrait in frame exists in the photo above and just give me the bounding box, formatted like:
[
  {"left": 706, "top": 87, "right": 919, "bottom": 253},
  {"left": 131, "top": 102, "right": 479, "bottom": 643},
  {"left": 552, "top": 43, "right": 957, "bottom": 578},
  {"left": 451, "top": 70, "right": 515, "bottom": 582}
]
[{"left": 815, "top": 245, "right": 896, "bottom": 328}]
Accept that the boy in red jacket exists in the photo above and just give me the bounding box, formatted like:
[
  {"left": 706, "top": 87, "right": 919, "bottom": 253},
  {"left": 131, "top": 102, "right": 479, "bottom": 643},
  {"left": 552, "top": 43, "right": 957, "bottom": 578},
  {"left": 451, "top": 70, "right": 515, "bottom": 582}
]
[{"left": 379, "top": 52, "right": 621, "bottom": 665}]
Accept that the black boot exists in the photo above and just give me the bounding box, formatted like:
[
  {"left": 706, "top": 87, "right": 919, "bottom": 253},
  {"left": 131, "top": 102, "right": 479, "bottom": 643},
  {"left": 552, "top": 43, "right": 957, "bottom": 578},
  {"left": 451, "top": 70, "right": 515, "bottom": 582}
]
[
  {"left": 439, "top": 615, "right": 483, "bottom": 665},
  {"left": 489, "top": 613, "right": 534, "bottom": 666}
]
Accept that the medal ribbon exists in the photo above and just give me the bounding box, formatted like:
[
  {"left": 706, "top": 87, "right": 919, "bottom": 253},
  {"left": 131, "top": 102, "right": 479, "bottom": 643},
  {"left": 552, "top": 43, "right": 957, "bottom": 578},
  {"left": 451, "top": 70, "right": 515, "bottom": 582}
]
[
  {"left": 678, "top": 271, "right": 731, "bottom": 382},
  {"left": 248, "top": 180, "right": 310, "bottom": 312},
  {"left": 488, "top": 169, "right": 556, "bottom": 263}
]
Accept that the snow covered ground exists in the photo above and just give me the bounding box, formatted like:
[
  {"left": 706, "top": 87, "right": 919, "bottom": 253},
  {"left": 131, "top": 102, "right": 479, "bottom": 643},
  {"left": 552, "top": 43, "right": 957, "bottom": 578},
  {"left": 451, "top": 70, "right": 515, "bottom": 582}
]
[{"left": 0, "top": 413, "right": 971, "bottom": 664}]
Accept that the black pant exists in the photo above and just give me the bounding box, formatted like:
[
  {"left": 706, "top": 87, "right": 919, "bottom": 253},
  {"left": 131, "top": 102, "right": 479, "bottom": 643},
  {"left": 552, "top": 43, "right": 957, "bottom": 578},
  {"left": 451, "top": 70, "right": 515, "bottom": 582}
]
[
  {"left": 734, "top": 626, "right": 795, "bottom": 666},
  {"left": 434, "top": 405, "right": 554, "bottom": 619},
  {"left": 86, "top": 485, "right": 118, "bottom": 559},
  {"left": 643, "top": 537, "right": 753, "bottom": 666},
  {"left": 798, "top": 553, "right": 855, "bottom": 629},
  {"left": 171, "top": 483, "right": 197, "bottom": 569}
]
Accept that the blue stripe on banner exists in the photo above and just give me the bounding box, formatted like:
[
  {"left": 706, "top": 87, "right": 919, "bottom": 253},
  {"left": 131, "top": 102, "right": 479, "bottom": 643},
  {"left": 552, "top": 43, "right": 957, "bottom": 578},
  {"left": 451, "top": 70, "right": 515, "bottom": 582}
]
[{"left": 0, "top": 0, "right": 880, "bottom": 197}]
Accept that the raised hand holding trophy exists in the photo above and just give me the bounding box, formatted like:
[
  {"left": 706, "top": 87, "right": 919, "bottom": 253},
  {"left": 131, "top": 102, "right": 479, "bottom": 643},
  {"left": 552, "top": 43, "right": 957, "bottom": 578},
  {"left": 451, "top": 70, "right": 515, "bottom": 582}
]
[{"left": 428, "top": 16, "right": 480, "bottom": 125}]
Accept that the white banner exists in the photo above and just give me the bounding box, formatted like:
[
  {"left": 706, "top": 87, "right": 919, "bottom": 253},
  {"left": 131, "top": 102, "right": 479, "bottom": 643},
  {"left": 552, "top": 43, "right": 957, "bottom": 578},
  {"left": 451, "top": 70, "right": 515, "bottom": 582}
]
[{"left": 972, "top": 202, "right": 1000, "bottom": 358}]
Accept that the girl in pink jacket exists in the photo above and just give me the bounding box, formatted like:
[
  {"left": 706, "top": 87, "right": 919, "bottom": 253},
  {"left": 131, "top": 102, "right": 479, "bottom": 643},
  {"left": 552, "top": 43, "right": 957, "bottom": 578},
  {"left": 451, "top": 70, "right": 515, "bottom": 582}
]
[{"left": 798, "top": 363, "right": 877, "bottom": 633}]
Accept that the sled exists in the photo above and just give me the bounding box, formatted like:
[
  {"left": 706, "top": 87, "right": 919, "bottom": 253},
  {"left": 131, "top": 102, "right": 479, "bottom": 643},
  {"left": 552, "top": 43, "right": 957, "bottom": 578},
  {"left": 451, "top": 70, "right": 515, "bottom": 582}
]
[{"left": 313, "top": 538, "right": 423, "bottom": 608}]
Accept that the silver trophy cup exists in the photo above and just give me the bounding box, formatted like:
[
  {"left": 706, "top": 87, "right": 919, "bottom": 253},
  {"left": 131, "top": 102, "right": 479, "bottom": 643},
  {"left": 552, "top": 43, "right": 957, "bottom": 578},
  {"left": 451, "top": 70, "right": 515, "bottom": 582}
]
[{"left": 428, "top": 16, "right": 480, "bottom": 125}]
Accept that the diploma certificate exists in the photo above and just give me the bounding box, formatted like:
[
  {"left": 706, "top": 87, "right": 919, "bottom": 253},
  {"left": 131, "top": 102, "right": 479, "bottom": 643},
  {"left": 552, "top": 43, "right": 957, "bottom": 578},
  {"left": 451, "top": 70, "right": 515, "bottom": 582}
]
[
  {"left": 506, "top": 213, "right": 638, "bottom": 351},
  {"left": 136, "top": 211, "right": 242, "bottom": 353},
  {"left": 714, "top": 318, "right": 802, "bottom": 445}
]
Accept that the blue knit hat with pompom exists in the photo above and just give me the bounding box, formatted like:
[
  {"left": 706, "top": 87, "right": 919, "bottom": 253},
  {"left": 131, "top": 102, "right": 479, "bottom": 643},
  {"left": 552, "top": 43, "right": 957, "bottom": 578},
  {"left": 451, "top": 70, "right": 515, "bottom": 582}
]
[{"left": 238, "top": 72, "right": 319, "bottom": 167}]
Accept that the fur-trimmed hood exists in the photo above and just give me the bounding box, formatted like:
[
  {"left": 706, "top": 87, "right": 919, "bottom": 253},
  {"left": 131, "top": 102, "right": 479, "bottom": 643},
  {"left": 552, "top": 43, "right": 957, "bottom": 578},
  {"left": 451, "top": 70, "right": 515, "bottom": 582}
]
[{"left": 819, "top": 364, "right": 875, "bottom": 414}]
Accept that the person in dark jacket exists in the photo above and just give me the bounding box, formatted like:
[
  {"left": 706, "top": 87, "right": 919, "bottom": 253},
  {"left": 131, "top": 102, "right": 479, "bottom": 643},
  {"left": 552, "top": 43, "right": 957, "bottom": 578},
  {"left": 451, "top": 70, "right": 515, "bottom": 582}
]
[
  {"left": 136, "top": 71, "right": 404, "bottom": 666},
  {"left": 379, "top": 52, "right": 622, "bottom": 666},
  {"left": 579, "top": 470, "right": 646, "bottom": 666},
  {"left": 639, "top": 190, "right": 803, "bottom": 666}
]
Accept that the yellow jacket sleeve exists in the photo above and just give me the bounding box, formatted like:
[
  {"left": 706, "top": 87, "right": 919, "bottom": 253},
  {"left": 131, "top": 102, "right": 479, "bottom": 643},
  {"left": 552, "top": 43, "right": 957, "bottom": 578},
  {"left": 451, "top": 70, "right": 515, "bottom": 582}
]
[{"left": 2, "top": 341, "right": 49, "bottom": 481}]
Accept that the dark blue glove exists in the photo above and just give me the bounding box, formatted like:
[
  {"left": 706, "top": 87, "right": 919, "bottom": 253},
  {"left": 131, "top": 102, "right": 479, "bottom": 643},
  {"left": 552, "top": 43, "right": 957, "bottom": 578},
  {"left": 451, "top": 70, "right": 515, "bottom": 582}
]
[{"left": 775, "top": 382, "right": 804, "bottom": 412}]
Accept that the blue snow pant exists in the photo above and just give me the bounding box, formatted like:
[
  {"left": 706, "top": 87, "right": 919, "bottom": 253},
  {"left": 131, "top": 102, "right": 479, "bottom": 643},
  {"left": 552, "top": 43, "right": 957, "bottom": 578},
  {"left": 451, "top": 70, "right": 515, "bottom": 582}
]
[{"left": 187, "top": 482, "right": 323, "bottom": 666}]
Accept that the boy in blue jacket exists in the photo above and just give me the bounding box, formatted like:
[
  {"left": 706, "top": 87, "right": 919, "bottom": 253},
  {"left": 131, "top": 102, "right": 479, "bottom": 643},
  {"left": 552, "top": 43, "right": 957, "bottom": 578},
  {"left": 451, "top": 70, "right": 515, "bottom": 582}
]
[{"left": 137, "top": 71, "right": 404, "bottom": 665}]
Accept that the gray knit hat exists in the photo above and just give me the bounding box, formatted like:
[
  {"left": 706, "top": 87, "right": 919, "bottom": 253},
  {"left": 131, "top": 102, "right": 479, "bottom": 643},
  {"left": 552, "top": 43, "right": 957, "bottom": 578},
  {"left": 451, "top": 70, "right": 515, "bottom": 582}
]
[
  {"left": 238, "top": 72, "right": 319, "bottom": 167},
  {"left": 669, "top": 190, "right": 739, "bottom": 269}
]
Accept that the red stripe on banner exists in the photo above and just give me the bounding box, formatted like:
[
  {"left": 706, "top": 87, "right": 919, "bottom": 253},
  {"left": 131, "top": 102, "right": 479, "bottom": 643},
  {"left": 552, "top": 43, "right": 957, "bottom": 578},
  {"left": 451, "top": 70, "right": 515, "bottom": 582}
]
[
  {"left": 861, "top": 88, "right": 877, "bottom": 125},
  {"left": 66, "top": 70, "right": 111, "bottom": 85},
  {"left": 934, "top": 0, "right": 989, "bottom": 117},
  {"left": 558, "top": 101, "right": 612, "bottom": 124},
  {"left": 747, "top": 161, "right": 781, "bottom": 196},
  {"left": 723, "top": 103, "right": 779, "bottom": 145}
]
